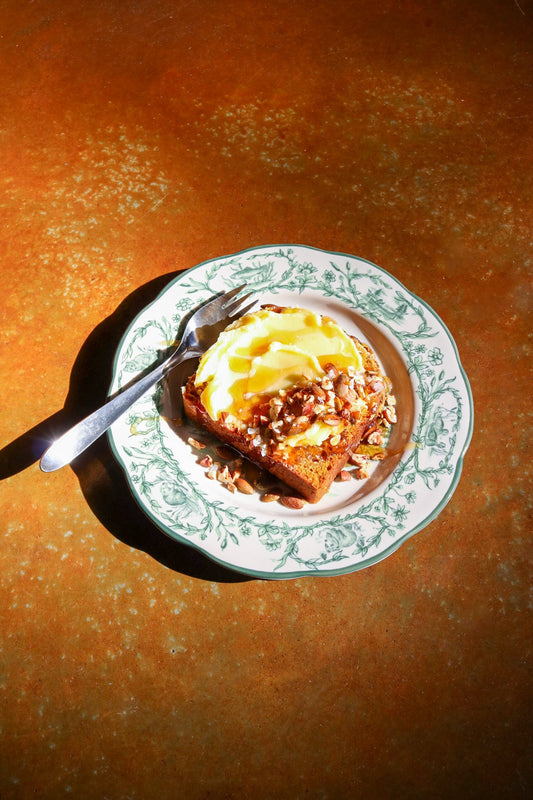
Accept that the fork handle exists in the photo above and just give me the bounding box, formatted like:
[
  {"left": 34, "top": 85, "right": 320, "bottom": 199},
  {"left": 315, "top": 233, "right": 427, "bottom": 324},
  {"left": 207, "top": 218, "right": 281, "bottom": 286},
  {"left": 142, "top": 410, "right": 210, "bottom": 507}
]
[{"left": 40, "top": 344, "right": 194, "bottom": 472}]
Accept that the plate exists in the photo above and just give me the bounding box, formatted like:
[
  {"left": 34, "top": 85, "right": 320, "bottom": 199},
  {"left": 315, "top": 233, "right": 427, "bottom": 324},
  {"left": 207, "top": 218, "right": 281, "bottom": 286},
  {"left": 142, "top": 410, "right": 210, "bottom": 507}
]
[{"left": 108, "top": 245, "right": 473, "bottom": 579}]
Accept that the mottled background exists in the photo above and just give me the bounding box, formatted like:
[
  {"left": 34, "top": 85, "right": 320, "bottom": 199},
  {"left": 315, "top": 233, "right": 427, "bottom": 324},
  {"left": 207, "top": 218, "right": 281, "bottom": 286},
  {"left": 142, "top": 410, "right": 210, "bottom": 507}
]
[{"left": 0, "top": 1, "right": 531, "bottom": 798}]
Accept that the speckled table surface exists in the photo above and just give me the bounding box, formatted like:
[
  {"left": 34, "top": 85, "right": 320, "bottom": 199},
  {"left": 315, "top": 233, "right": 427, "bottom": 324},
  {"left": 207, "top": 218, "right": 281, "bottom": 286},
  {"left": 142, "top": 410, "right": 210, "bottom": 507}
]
[{"left": 1, "top": 1, "right": 531, "bottom": 798}]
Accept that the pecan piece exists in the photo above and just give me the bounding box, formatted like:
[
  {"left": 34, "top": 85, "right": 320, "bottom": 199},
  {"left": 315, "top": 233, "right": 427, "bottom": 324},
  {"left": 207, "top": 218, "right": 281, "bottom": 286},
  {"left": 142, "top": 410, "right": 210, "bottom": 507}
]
[
  {"left": 217, "top": 465, "right": 232, "bottom": 484},
  {"left": 288, "top": 415, "right": 311, "bottom": 435},
  {"left": 322, "top": 413, "right": 343, "bottom": 426},
  {"left": 366, "top": 430, "right": 384, "bottom": 446},
  {"left": 366, "top": 377, "right": 384, "bottom": 395},
  {"left": 333, "top": 373, "right": 350, "bottom": 398},
  {"left": 337, "top": 470, "right": 352, "bottom": 482},
  {"left": 383, "top": 406, "right": 397, "bottom": 424},
  {"left": 301, "top": 397, "right": 316, "bottom": 417},
  {"left": 324, "top": 363, "right": 339, "bottom": 379},
  {"left": 188, "top": 436, "right": 207, "bottom": 450}
]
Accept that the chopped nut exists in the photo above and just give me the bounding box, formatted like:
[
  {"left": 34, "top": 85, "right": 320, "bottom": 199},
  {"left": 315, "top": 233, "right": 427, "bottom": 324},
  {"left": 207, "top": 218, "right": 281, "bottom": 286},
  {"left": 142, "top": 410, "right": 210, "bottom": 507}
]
[
  {"left": 367, "top": 431, "right": 384, "bottom": 446},
  {"left": 235, "top": 477, "right": 255, "bottom": 495},
  {"left": 324, "top": 363, "right": 339, "bottom": 379},
  {"left": 288, "top": 415, "right": 311, "bottom": 435},
  {"left": 280, "top": 495, "right": 306, "bottom": 509},
  {"left": 343, "top": 387, "right": 359, "bottom": 407},
  {"left": 383, "top": 406, "right": 397, "bottom": 424},
  {"left": 333, "top": 373, "right": 350, "bottom": 397},
  {"left": 217, "top": 465, "right": 232, "bottom": 484},
  {"left": 330, "top": 434, "right": 341, "bottom": 447},
  {"left": 353, "top": 461, "right": 372, "bottom": 480},
  {"left": 337, "top": 470, "right": 352, "bottom": 482},
  {"left": 199, "top": 455, "right": 214, "bottom": 468},
  {"left": 188, "top": 436, "right": 207, "bottom": 449},
  {"left": 366, "top": 377, "right": 385, "bottom": 395},
  {"left": 301, "top": 397, "right": 315, "bottom": 416},
  {"left": 311, "top": 384, "right": 327, "bottom": 401},
  {"left": 322, "top": 413, "right": 342, "bottom": 426},
  {"left": 261, "top": 493, "right": 280, "bottom": 503}
]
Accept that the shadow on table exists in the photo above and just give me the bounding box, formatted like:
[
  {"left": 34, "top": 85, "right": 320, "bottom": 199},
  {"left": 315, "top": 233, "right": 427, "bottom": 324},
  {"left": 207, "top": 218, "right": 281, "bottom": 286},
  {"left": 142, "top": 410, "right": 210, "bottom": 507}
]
[{"left": 0, "top": 273, "right": 250, "bottom": 584}]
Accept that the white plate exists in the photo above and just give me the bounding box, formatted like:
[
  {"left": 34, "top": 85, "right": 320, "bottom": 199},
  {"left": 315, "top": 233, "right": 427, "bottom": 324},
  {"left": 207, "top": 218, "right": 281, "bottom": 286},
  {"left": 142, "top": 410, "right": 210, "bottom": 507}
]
[{"left": 108, "top": 245, "right": 473, "bottom": 579}]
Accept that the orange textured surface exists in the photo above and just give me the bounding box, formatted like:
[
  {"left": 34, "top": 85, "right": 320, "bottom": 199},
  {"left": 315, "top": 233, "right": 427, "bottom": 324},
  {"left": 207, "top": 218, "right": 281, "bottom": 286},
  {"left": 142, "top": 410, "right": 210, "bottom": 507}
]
[{"left": 1, "top": 1, "right": 531, "bottom": 798}]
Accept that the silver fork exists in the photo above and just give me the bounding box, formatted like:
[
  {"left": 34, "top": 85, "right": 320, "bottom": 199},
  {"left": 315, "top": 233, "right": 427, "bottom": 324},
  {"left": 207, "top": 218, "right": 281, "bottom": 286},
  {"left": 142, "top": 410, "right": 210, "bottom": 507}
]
[{"left": 40, "top": 285, "right": 256, "bottom": 472}]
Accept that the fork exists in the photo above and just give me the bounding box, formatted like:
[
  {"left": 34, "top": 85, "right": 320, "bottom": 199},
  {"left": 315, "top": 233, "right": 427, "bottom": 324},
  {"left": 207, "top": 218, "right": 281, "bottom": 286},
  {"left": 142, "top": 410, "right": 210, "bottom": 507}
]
[{"left": 40, "top": 285, "right": 256, "bottom": 472}]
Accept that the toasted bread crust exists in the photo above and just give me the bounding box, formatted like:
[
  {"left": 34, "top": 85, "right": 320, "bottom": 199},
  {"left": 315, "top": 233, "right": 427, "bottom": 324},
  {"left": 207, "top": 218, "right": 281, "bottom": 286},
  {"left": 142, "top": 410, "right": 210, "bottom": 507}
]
[
  {"left": 183, "top": 379, "right": 382, "bottom": 501},
  {"left": 182, "top": 327, "right": 389, "bottom": 503}
]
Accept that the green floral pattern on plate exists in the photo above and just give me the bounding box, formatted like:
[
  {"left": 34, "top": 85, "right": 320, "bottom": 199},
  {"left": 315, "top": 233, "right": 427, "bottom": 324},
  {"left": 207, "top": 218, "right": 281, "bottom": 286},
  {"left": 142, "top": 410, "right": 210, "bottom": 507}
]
[{"left": 108, "top": 245, "right": 473, "bottom": 579}]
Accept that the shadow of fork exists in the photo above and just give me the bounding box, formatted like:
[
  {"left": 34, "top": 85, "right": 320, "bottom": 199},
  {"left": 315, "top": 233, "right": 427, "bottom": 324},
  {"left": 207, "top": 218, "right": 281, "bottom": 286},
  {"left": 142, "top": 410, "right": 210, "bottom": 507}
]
[{"left": 0, "top": 271, "right": 251, "bottom": 583}]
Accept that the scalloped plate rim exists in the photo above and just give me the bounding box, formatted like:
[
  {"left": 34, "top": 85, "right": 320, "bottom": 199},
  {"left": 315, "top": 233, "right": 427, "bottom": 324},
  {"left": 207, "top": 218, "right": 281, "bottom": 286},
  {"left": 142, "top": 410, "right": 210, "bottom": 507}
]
[{"left": 107, "top": 244, "right": 474, "bottom": 580}]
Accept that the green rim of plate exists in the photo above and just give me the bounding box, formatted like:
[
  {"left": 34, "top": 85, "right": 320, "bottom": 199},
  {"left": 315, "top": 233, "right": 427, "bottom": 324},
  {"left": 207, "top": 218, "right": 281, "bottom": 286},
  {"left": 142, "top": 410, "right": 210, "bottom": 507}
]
[{"left": 108, "top": 244, "right": 474, "bottom": 579}]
